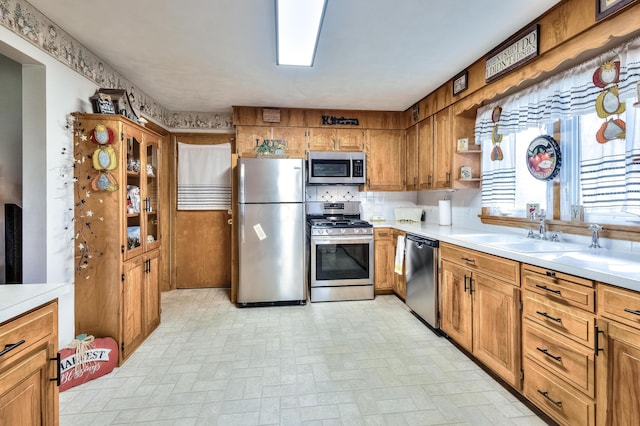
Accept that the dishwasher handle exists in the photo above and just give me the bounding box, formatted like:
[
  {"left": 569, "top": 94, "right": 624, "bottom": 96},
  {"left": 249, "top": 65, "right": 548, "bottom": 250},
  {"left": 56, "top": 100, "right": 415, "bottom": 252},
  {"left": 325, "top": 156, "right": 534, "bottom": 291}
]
[{"left": 406, "top": 234, "right": 439, "bottom": 248}]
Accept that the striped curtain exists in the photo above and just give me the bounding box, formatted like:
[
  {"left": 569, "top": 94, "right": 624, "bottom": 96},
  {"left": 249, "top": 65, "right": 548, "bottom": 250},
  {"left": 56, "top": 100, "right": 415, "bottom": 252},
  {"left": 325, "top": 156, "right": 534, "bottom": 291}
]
[
  {"left": 177, "top": 142, "right": 231, "bottom": 210},
  {"left": 476, "top": 35, "right": 640, "bottom": 211}
]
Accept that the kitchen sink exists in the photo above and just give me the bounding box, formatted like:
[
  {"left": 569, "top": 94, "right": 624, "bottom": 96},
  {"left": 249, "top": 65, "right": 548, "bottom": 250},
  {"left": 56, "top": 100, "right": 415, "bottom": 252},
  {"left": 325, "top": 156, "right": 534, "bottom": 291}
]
[
  {"left": 454, "top": 233, "right": 523, "bottom": 243},
  {"left": 491, "top": 239, "right": 587, "bottom": 253}
]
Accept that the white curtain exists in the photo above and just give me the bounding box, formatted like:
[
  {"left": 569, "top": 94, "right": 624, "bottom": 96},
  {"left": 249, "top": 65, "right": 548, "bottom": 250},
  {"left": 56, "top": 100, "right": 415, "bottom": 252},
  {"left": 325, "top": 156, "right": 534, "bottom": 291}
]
[
  {"left": 476, "top": 35, "right": 640, "bottom": 210},
  {"left": 177, "top": 142, "right": 231, "bottom": 210}
]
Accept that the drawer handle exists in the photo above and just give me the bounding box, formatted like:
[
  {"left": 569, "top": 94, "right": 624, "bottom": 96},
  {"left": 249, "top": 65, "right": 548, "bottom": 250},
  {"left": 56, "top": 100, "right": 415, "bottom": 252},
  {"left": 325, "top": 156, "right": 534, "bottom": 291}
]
[
  {"left": 624, "top": 308, "right": 640, "bottom": 317},
  {"left": 536, "top": 347, "right": 562, "bottom": 362},
  {"left": 537, "top": 390, "right": 563, "bottom": 408},
  {"left": 535, "top": 284, "right": 561, "bottom": 295},
  {"left": 461, "top": 257, "right": 476, "bottom": 264},
  {"left": 545, "top": 271, "right": 556, "bottom": 277},
  {"left": 0, "top": 340, "right": 26, "bottom": 357},
  {"left": 536, "top": 311, "right": 562, "bottom": 323}
]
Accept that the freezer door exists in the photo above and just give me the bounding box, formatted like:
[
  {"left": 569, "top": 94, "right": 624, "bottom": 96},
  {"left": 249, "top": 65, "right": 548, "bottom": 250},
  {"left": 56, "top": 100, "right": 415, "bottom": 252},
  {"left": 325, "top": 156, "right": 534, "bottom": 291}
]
[
  {"left": 238, "top": 203, "right": 306, "bottom": 303},
  {"left": 238, "top": 158, "right": 305, "bottom": 204}
]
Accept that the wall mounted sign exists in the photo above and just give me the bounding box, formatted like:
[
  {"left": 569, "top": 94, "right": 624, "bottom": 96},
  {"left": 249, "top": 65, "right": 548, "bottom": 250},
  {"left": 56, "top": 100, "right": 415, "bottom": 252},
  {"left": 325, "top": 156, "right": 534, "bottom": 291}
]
[
  {"left": 526, "top": 135, "right": 562, "bottom": 181},
  {"left": 321, "top": 116, "right": 360, "bottom": 126},
  {"left": 596, "top": 0, "right": 637, "bottom": 21},
  {"left": 485, "top": 24, "right": 539, "bottom": 83},
  {"left": 262, "top": 108, "right": 281, "bottom": 123},
  {"left": 452, "top": 70, "right": 468, "bottom": 96}
]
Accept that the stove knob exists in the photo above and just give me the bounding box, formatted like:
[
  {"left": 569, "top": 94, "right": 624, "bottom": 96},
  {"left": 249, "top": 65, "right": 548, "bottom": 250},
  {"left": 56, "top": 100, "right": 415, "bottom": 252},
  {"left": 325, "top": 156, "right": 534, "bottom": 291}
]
[{"left": 341, "top": 228, "right": 347, "bottom": 234}]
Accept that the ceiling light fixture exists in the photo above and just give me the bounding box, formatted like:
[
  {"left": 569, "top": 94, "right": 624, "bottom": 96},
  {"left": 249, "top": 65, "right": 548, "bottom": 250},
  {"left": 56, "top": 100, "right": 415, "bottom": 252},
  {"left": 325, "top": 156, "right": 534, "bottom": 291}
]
[{"left": 276, "top": 0, "right": 327, "bottom": 67}]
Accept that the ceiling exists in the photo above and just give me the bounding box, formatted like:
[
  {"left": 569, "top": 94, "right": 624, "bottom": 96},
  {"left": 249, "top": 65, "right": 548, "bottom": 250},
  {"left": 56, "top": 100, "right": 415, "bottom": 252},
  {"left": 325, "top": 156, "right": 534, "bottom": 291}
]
[{"left": 28, "top": 0, "right": 563, "bottom": 113}]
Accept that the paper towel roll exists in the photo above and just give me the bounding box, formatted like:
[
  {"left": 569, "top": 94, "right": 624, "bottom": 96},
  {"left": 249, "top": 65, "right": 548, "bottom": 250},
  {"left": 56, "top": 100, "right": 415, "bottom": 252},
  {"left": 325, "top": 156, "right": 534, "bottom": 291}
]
[{"left": 439, "top": 200, "right": 452, "bottom": 226}]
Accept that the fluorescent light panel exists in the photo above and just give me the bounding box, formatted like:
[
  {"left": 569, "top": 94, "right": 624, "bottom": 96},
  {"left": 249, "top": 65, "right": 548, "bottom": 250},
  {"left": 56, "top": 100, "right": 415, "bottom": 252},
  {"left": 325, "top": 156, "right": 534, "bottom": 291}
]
[{"left": 276, "top": 0, "right": 327, "bottom": 66}]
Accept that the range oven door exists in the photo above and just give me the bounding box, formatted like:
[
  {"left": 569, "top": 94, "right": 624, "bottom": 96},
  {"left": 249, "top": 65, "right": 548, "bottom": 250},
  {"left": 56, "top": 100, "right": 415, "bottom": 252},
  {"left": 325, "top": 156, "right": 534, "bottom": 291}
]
[{"left": 310, "top": 235, "right": 373, "bottom": 287}]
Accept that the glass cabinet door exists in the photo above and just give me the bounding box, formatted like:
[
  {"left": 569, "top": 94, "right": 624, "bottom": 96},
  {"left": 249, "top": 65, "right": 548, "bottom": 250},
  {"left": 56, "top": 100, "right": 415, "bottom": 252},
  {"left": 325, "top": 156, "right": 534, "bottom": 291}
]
[
  {"left": 124, "top": 128, "right": 144, "bottom": 260},
  {"left": 143, "top": 136, "right": 160, "bottom": 251}
]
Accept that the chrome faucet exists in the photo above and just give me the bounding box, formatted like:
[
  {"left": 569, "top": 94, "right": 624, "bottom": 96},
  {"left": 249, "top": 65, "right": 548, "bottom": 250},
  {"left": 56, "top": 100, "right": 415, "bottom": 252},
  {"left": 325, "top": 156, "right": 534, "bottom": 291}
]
[
  {"left": 588, "top": 224, "right": 603, "bottom": 248},
  {"left": 538, "top": 209, "right": 548, "bottom": 240}
]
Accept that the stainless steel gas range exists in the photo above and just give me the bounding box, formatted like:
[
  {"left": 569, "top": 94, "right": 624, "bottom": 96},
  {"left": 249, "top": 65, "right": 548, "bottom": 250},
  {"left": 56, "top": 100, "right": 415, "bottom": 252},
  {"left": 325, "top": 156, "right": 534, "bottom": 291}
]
[{"left": 306, "top": 201, "right": 374, "bottom": 302}]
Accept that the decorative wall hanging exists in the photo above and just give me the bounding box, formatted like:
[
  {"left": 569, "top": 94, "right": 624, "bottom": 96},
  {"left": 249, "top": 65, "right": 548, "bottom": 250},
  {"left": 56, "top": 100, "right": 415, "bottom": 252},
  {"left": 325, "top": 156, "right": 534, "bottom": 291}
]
[
  {"left": 89, "top": 124, "right": 115, "bottom": 145},
  {"left": 490, "top": 106, "right": 504, "bottom": 161},
  {"left": 592, "top": 60, "right": 626, "bottom": 143},
  {"left": 90, "top": 172, "right": 119, "bottom": 192},
  {"left": 526, "top": 135, "right": 562, "bottom": 180},
  {"left": 596, "top": 0, "right": 637, "bottom": 21},
  {"left": 321, "top": 116, "right": 360, "bottom": 126},
  {"left": 452, "top": 70, "right": 468, "bottom": 96},
  {"left": 485, "top": 25, "right": 539, "bottom": 83}
]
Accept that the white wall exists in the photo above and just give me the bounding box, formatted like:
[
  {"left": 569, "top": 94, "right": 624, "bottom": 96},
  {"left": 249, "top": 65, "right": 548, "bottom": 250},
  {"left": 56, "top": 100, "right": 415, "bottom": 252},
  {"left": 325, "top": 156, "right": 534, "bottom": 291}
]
[
  {"left": 1, "top": 26, "right": 98, "bottom": 347},
  {"left": 417, "top": 188, "right": 483, "bottom": 228},
  {"left": 0, "top": 53, "right": 22, "bottom": 283}
]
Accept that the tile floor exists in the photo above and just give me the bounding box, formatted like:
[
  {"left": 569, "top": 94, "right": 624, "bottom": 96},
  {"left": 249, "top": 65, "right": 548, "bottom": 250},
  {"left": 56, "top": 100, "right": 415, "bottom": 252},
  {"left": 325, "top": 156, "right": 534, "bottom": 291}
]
[{"left": 60, "top": 289, "right": 548, "bottom": 425}]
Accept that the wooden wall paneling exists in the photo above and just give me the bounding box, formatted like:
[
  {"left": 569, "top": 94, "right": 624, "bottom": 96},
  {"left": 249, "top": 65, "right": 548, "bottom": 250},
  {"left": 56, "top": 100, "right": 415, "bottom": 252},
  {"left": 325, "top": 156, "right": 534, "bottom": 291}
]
[{"left": 170, "top": 133, "right": 235, "bottom": 290}]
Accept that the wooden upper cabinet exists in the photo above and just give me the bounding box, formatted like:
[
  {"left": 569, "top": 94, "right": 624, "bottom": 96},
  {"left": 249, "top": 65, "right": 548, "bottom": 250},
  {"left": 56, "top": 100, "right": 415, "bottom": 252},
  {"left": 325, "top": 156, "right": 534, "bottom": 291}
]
[
  {"left": 405, "top": 124, "right": 418, "bottom": 191},
  {"left": 235, "top": 126, "right": 307, "bottom": 158},
  {"left": 433, "top": 107, "right": 452, "bottom": 189},
  {"left": 235, "top": 125, "right": 272, "bottom": 156},
  {"left": 336, "top": 129, "right": 366, "bottom": 151},
  {"left": 417, "top": 116, "right": 434, "bottom": 189},
  {"left": 309, "top": 128, "right": 366, "bottom": 152},
  {"left": 366, "top": 129, "right": 405, "bottom": 191},
  {"left": 309, "top": 127, "right": 336, "bottom": 151}
]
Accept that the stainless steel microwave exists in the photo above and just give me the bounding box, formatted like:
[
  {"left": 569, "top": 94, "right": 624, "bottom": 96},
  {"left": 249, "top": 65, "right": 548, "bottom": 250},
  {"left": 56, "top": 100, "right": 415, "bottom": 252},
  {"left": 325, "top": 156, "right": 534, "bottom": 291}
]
[{"left": 307, "top": 151, "right": 366, "bottom": 185}]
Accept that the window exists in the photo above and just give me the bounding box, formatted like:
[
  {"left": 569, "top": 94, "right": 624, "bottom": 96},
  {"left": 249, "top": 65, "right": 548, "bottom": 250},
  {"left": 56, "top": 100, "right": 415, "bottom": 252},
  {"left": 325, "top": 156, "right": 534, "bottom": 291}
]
[{"left": 477, "top": 35, "right": 640, "bottom": 228}]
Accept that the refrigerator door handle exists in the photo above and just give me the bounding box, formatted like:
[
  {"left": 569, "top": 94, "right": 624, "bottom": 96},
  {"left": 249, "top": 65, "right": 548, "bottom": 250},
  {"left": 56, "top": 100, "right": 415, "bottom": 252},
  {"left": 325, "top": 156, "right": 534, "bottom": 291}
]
[
  {"left": 238, "top": 204, "right": 245, "bottom": 243},
  {"left": 238, "top": 162, "right": 246, "bottom": 203}
]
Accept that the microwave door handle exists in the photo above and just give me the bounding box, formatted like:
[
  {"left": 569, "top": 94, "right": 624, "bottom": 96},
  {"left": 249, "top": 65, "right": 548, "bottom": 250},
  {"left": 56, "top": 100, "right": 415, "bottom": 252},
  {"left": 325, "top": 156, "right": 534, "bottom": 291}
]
[{"left": 350, "top": 156, "right": 353, "bottom": 183}]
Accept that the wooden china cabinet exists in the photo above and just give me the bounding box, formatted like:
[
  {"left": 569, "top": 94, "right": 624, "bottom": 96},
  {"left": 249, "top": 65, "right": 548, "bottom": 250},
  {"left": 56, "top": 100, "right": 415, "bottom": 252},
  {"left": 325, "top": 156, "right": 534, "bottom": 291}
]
[{"left": 72, "top": 113, "right": 163, "bottom": 365}]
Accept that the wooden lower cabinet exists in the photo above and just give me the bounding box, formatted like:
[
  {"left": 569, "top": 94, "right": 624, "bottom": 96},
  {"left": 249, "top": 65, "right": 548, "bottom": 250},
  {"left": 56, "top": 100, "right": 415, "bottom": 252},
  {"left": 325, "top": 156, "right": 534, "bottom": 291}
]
[
  {"left": 521, "top": 263, "right": 596, "bottom": 425},
  {"left": 122, "top": 250, "right": 161, "bottom": 360},
  {"left": 439, "top": 243, "right": 521, "bottom": 388},
  {"left": 0, "top": 301, "right": 59, "bottom": 425},
  {"left": 374, "top": 228, "right": 394, "bottom": 293},
  {"left": 596, "top": 283, "right": 640, "bottom": 425}
]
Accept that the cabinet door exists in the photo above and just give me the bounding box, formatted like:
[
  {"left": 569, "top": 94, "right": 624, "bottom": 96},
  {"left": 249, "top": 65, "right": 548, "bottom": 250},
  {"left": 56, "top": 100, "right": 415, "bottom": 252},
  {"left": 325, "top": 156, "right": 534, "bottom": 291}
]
[
  {"left": 124, "top": 128, "right": 144, "bottom": 261},
  {"left": 417, "top": 117, "right": 434, "bottom": 189},
  {"left": 374, "top": 229, "right": 393, "bottom": 292},
  {"left": 145, "top": 251, "right": 161, "bottom": 333},
  {"left": 596, "top": 319, "right": 640, "bottom": 426},
  {"left": 272, "top": 127, "right": 308, "bottom": 158},
  {"left": 472, "top": 273, "right": 521, "bottom": 388},
  {"left": 235, "top": 126, "right": 272, "bottom": 156},
  {"left": 432, "top": 108, "right": 452, "bottom": 189},
  {"left": 366, "top": 129, "right": 405, "bottom": 191},
  {"left": 336, "top": 129, "right": 366, "bottom": 151},
  {"left": 405, "top": 124, "right": 419, "bottom": 191},
  {"left": 309, "top": 128, "right": 336, "bottom": 151},
  {"left": 122, "top": 257, "right": 145, "bottom": 359},
  {"left": 143, "top": 133, "right": 161, "bottom": 252},
  {"left": 0, "top": 347, "right": 48, "bottom": 426},
  {"left": 440, "top": 260, "right": 473, "bottom": 351}
]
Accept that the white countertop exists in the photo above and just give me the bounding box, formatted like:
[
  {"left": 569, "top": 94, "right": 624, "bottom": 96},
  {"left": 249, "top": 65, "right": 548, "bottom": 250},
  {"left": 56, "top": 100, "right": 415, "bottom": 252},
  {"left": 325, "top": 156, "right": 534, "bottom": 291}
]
[
  {"left": 0, "top": 282, "right": 72, "bottom": 323},
  {"left": 373, "top": 221, "right": 640, "bottom": 292}
]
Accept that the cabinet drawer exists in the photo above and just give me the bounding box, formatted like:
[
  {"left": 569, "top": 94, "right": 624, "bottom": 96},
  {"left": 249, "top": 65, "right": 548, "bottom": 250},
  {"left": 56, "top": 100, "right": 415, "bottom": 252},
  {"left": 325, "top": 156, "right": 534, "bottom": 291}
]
[
  {"left": 598, "top": 283, "right": 640, "bottom": 330},
  {"left": 523, "top": 358, "right": 595, "bottom": 426},
  {"left": 523, "top": 319, "right": 594, "bottom": 397},
  {"left": 0, "top": 302, "right": 56, "bottom": 365},
  {"left": 522, "top": 264, "right": 594, "bottom": 312},
  {"left": 374, "top": 228, "right": 392, "bottom": 241},
  {"left": 440, "top": 243, "right": 519, "bottom": 285},
  {"left": 524, "top": 292, "right": 595, "bottom": 348}
]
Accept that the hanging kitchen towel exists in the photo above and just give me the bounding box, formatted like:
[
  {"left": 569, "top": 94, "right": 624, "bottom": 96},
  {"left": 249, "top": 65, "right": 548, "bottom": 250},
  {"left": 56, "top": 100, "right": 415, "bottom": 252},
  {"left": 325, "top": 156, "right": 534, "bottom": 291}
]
[
  {"left": 177, "top": 142, "right": 231, "bottom": 210},
  {"left": 394, "top": 234, "right": 405, "bottom": 275}
]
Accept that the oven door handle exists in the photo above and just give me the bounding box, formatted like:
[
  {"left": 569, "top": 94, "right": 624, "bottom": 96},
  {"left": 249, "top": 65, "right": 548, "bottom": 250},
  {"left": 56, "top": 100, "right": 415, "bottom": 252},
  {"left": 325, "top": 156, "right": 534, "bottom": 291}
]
[{"left": 312, "top": 236, "right": 373, "bottom": 244}]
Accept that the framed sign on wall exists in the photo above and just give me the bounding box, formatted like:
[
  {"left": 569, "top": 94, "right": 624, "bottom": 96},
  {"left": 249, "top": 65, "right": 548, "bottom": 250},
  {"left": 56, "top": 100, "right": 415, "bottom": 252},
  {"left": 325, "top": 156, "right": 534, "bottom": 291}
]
[{"left": 596, "top": 0, "right": 637, "bottom": 21}]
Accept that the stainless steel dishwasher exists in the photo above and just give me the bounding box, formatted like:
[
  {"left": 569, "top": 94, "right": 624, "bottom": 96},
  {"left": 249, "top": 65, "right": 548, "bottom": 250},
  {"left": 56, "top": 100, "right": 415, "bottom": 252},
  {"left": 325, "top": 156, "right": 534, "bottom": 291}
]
[{"left": 405, "top": 234, "right": 440, "bottom": 330}]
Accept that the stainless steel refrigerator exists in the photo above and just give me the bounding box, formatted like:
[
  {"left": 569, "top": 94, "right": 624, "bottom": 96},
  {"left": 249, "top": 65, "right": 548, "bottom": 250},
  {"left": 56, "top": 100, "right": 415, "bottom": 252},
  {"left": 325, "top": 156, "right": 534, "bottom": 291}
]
[{"left": 237, "top": 157, "right": 306, "bottom": 305}]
